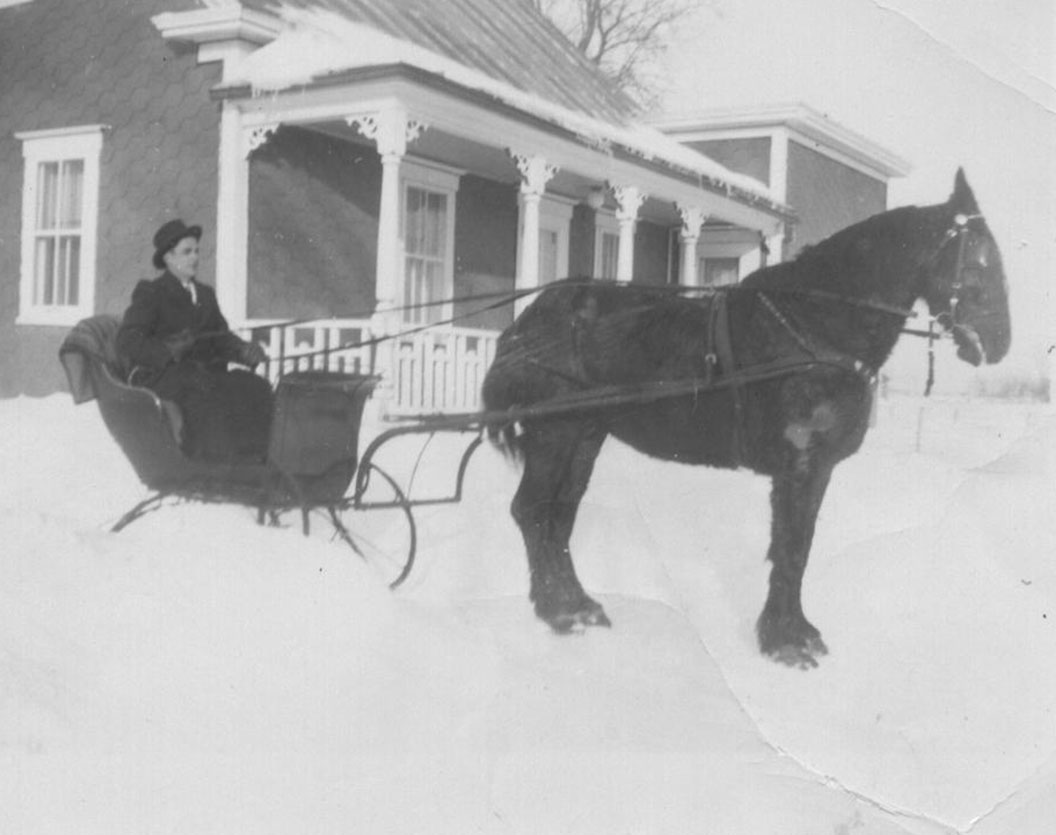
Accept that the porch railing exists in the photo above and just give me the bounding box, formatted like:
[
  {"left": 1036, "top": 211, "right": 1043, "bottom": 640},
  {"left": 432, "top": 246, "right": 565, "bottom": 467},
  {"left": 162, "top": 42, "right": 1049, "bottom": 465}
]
[{"left": 240, "top": 318, "right": 499, "bottom": 417}]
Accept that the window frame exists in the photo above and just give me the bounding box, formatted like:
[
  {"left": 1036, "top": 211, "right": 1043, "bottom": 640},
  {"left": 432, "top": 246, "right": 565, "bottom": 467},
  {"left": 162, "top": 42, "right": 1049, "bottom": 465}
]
[
  {"left": 399, "top": 157, "right": 460, "bottom": 325},
  {"left": 537, "top": 195, "right": 574, "bottom": 284},
  {"left": 699, "top": 256, "right": 741, "bottom": 287},
  {"left": 15, "top": 125, "right": 105, "bottom": 327},
  {"left": 593, "top": 210, "right": 619, "bottom": 279}
]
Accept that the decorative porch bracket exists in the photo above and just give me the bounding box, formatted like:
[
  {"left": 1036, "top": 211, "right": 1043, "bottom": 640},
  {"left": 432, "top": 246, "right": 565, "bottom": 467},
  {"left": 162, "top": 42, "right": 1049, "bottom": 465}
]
[{"left": 242, "top": 123, "right": 280, "bottom": 158}]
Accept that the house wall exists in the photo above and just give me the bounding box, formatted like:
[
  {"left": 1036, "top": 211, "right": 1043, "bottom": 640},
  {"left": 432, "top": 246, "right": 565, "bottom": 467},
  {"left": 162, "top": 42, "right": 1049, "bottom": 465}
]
[
  {"left": 785, "top": 140, "right": 888, "bottom": 258},
  {"left": 248, "top": 127, "right": 381, "bottom": 320},
  {"left": 633, "top": 220, "right": 672, "bottom": 285},
  {"left": 687, "top": 137, "right": 772, "bottom": 187},
  {"left": 247, "top": 134, "right": 524, "bottom": 332},
  {"left": 453, "top": 174, "right": 518, "bottom": 330},
  {"left": 569, "top": 205, "right": 596, "bottom": 277},
  {"left": 0, "top": 0, "right": 219, "bottom": 396}
]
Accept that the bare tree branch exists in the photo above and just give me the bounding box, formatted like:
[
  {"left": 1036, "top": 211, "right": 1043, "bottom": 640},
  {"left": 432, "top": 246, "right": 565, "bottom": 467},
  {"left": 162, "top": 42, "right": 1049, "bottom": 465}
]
[{"left": 533, "top": 0, "right": 696, "bottom": 110}]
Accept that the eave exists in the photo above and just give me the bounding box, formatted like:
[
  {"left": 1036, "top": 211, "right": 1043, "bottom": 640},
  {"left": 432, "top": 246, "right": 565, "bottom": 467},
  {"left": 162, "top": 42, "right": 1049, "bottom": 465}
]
[{"left": 655, "top": 103, "right": 912, "bottom": 181}]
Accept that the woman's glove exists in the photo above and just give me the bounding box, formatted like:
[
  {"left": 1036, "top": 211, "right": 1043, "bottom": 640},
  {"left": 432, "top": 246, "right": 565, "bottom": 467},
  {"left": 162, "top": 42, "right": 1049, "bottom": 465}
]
[{"left": 239, "top": 340, "right": 268, "bottom": 368}]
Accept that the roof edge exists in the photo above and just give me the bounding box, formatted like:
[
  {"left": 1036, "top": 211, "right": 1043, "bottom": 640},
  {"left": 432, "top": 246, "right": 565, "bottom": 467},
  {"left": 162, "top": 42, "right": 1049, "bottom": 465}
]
[{"left": 653, "top": 103, "right": 913, "bottom": 179}]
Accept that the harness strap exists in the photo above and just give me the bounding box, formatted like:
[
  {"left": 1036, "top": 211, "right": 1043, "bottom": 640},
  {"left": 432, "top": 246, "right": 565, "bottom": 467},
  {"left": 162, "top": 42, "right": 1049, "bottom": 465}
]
[
  {"left": 708, "top": 292, "right": 746, "bottom": 467},
  {"left": 757, "top": 292, "right": 878, "bottom": 384}
]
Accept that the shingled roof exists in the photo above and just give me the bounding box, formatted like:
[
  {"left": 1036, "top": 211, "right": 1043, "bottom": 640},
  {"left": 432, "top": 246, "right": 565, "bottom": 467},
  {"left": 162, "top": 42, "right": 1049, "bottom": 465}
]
[{"left": 252, "top": 0, "right": 640, "bottom": 125}]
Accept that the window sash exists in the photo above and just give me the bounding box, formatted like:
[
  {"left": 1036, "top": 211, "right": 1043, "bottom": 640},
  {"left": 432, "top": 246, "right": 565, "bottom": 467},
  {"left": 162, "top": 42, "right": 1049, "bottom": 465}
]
[
  {"left": 32, "top": 159, "right": 85, "bottom": 307},
  {"left": 599, "top": 231, "right": 619, "bottom": 279},
  {"left": 538, "top": 228, "right": 559, "bottom": 284},
  {"left": 403, "top": 185, "right": 449, "bottom": 325}
]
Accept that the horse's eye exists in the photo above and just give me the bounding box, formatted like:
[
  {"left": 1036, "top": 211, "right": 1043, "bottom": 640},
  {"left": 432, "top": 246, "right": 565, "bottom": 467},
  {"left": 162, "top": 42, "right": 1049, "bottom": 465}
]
[{"left": 971, "top": 241, "right": 991, "bottom": 269}]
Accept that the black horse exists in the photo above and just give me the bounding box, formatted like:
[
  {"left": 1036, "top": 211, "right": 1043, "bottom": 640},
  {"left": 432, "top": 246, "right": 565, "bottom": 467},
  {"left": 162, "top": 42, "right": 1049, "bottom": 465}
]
[{"left": 481, "top": 169, "right": 1010, "bottom": 668}]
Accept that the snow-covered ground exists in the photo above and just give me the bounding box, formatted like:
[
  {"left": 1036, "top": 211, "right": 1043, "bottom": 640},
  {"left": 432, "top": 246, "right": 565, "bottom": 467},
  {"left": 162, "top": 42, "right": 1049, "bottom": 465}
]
[{"left": 1, "top": 391, "right": 1053, "bottom": 834}]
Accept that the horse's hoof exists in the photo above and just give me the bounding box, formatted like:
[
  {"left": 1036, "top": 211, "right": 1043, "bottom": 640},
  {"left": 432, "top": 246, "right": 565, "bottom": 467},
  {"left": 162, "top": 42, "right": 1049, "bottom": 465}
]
[
  {"left": 757, "top": 615, "right": 828, "bottom": 669},
  {"left": 765, "top": 639, "right": 827, "bottom": 670},
  {"left": 541, "top": 598, "right": 611, "bottom": 634},
  {"left": 806, "top": 634, "right": 829, "bottom": 657}
]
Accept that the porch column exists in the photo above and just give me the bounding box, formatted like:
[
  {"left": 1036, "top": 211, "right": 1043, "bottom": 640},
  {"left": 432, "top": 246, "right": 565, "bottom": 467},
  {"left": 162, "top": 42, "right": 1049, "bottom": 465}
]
[
  {"left": 512, "top": 153, "right": 557, "bottom": 315},
  {"left": 347, "top": 109, "right": 426, "bottom": 331},
  {"left": 613, "top": 185, "right": 645, "bottom": 282},
  {"left": 765, "top": 228, "right": 786, "bottom": 266},
  {"left": 677, "top": 205, "right": 707, "bottom": 287},
  {"left": 375, "top": 150, "right": 403, "bottom": 324},
  {"left": 215, "top": 104, "right": 275, "bottom": 322}
]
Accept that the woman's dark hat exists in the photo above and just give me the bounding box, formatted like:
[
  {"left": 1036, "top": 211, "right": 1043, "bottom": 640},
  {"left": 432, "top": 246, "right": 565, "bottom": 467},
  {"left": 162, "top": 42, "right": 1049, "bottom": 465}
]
[{"left": 152, "top": 219, "right": 201, "bottom": 269}]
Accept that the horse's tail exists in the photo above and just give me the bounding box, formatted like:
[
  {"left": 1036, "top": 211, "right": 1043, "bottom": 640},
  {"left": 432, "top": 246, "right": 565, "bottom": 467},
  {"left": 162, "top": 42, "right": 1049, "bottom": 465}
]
[
  {"left": 481, "top": 370, "right": 526, "bottom": 461},
  {"left": 484, "top": 418, "right": 524, "bottom": 462}
]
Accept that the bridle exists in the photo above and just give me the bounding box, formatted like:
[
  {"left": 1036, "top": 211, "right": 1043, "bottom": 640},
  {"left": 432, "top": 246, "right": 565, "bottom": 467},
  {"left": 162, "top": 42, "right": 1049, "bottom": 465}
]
[
  {"left": 929, "top": 212, "right": 985, "bottom": 336},
  {"left": 916, "top": 212, "right": 987, "bottom": 394}
]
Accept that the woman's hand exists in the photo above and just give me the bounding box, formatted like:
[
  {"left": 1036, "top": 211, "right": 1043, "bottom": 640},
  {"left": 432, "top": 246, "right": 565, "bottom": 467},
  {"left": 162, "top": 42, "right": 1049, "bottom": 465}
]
[
  {"left": 239, "top": 340, "right": 268, "bottom": 368},
  {"left": 164, "top": 329, "right": 195, "bottom": 361}
]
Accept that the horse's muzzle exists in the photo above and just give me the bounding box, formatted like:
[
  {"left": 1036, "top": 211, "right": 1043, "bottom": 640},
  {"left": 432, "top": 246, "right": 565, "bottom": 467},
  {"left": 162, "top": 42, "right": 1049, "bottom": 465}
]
[{"left": 952, "top": 323, "right": 986, "bottom": 366}]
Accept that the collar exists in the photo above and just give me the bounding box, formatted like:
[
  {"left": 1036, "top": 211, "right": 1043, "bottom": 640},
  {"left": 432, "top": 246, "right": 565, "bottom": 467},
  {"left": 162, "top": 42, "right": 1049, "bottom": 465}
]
[{"left": 160, "top": 270, "right": 197, "bottom": 303}]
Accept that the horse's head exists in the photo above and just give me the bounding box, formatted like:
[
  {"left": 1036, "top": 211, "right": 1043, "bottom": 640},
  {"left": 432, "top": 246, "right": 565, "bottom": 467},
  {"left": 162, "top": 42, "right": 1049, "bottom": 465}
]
[{"left": 923, "top": 169, "right": 1011, "bottom": 366}]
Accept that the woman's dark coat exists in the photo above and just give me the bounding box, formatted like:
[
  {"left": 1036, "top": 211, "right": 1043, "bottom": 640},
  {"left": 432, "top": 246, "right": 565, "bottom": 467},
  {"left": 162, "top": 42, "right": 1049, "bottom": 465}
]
[{"left": 117, "top": 271, "right": 273, "bottom": 461}]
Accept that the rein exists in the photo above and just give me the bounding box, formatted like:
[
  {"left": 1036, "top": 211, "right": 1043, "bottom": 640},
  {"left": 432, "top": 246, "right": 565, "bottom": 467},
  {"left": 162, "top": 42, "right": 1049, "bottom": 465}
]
[{"left": 250, "top": 213, "right": 984, "bottom": 394}]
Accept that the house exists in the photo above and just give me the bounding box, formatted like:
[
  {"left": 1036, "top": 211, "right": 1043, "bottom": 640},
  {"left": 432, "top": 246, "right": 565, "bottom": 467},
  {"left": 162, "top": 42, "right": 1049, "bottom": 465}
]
[
  {"left": 655, "top": 104, "right": 912, "bottom": 265},
  {"left": 1, "top": 0, "right": 796, "bottom": 413}
]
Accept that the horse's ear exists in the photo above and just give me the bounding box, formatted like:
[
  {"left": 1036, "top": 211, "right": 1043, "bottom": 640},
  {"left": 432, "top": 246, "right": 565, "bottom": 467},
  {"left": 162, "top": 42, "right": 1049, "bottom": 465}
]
[{"left": 950, "top": 167, "right": 978, "bottom": 213}]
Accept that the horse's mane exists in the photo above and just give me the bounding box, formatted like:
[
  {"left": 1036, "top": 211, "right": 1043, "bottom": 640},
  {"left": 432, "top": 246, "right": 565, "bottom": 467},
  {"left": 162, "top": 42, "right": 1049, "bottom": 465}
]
[{"left": 741, "top": 204, "right": 935, "bottom": 294}]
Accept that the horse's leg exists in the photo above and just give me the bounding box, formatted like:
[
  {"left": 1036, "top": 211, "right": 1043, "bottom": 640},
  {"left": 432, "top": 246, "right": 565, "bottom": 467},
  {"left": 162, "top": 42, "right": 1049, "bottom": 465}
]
[
  {"left": 512, "top": 421, "right": 609, "bottom": 633},
  {"left": 757, "top": 461, "right": 834, "bottom": 668}
]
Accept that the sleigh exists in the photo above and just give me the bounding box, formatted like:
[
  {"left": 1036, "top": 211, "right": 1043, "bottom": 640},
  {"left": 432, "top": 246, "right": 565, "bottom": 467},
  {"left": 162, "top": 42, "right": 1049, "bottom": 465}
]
[{"left": 59, "top": 315, "right": 418, "bottom": 588}]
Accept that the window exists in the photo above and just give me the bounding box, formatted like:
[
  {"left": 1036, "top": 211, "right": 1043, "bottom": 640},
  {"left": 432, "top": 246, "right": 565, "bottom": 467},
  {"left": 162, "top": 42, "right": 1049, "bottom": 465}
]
[
  {"left": 16, "top": 125, "right": 105, "bottom": 326},
  {"left": 400, "top": 159, "right": 460, "bottom": 325},
  {"left": 700, "top": 256, "right": 740, "bottom": 287},
  {"left": 594, "top": 212, "right": 619, "bottom": 279},
  {"left": 537, "top": 197, "right": 573, "bottom": 284}
]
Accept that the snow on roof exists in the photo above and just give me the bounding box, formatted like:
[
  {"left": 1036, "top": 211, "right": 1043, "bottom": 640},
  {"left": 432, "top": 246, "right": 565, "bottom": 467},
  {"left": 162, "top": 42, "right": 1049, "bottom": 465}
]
[{"left": 223, "top": 7, "right": 786, "bottom": 213}]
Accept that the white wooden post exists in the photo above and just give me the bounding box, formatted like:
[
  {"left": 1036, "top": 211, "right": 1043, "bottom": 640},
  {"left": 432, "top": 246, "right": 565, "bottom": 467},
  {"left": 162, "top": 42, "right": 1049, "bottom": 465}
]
[
  {"left": 347, "top": 109, "right": 425, "bottom": 332},
  {"left": 613, "top": 185, "right": 645, "bottom": 282},
  {"left": 216, "top": 106, "right": 274, "bottom": 322},
  {"left": 512, "top": 153, "right": 557, "bottom": 316},
  {"left": 376, "top": 151, "right": 403, "bottom": 318},
  {"left": 677, "top": 205, "right": 707, "bottom": 287}
]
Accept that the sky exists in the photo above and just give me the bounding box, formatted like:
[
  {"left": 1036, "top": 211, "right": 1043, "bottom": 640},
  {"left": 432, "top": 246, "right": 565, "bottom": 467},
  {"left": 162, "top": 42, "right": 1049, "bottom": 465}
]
[{"left": 656, "top": 0, "right": 1055, "bottom": 382}]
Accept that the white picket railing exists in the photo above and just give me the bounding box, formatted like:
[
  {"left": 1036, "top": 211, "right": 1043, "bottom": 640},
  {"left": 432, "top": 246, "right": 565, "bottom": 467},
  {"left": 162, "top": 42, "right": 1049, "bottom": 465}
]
[{"left": 240, "top": 318, "right": 499, "bottom": 416}]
